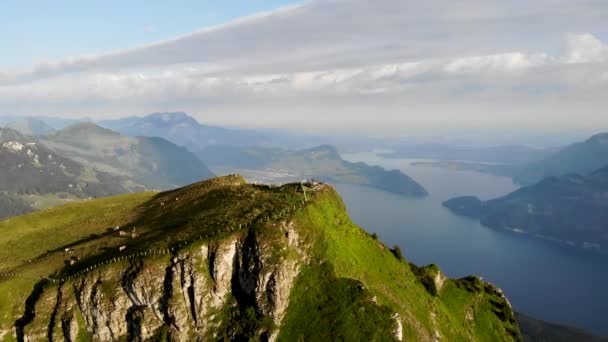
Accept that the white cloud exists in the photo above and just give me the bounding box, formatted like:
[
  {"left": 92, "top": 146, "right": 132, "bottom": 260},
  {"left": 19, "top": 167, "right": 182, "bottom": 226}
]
[
  {"left": 443, "top": 52, "right": 549, "bottom": 74},
  {"left": 563, "top": 33, "right": 608, "bottom": 64},
  {"left": 0, "top": 0, "right": 607, "bottom": 134}
]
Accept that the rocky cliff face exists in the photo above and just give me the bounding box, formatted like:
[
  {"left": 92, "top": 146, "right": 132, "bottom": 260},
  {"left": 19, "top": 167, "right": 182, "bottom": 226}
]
[{"left": 16, "top": 221, "right": 305, "bottom": 342}]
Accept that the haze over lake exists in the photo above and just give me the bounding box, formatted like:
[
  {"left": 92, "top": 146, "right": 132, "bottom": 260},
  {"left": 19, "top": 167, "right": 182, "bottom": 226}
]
[{"left": 340, "top": 152, "right": 608, "bottom": 335}]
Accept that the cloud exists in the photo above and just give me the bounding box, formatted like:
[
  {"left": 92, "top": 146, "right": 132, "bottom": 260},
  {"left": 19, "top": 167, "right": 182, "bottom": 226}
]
[
  {"left": 442, "top": 53, "right": 549, "bottom": 74},
  {"left": 0, "top": 0, "right": 607, "bottom": 135},
  {"left": 563, "top": 33, "right": 608, "bottom": 64}
]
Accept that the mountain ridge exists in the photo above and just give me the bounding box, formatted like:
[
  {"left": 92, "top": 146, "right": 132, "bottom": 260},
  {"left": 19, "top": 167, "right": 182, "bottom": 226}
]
[
  {"left": 42, "top": 122, "right": 215, "bottom": 190},
  {"left": 443, "top": 165, "right": 608, "bottom": 251},
  {"left": 98, "top": 112, "right": 270, "bottom": 152},
  {"left": 202, "top": 144, "right": 428, "bottom": 197},
  {"left": 0, "top": 176, "right": 519, "bottom": 341},
  {"left": 5, "top": 118, "right": 55, "bottom": 136},
  {"left": 0, "top": 126, "right": 136, "bottom": 218},
  {"left": 514, "top": 132, "right": 608, "bottom": 185}
]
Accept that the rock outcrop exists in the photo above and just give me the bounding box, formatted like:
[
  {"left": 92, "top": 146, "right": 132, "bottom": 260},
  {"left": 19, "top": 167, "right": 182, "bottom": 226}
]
[{"left": 16, "top": 221, "right": 306, "bottom": 342}]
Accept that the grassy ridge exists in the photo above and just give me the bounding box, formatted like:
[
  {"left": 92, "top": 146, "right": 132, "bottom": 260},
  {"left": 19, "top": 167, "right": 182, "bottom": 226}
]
[
  {"left": 284, "top": 187, "right": 520, "bottom": 341},
  {"left": 0, "top": 191, "right": 154, "bottom": 272},
  {"left": 0, "top": 175, "right": 307, "bottom": 332},
  {"left": 0, "top": 192, "right": 154, "bottom": 330},
  {"left": 0, "top": 176, "right": 520, "bottom": 341}
]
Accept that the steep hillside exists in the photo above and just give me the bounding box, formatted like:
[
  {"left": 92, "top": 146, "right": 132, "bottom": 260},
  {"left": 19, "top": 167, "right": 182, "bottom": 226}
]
[
  {"left": 444, "top": 166, "right": 608, "bottom": 251},
  {"left": 0, "top": 176, "right": 518, "bottom": 341},
  {"left": 43, "top": 123, "right": 214, "bottom": 189},
  {"left": 202, "top": 144, "right": 428, "bottom": 197},
  {"left": 0, "top": 193, "right": 33, "bottom": 220},
  {"left": 514, "top": 133, "right": 608, "bottom": 185},
  {"left": 0, "top": 127, "right": 131, "bottom": 196}
]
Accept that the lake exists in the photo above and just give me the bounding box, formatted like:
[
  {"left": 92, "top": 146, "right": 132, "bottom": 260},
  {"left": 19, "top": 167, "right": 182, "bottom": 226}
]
[{"left": 340, "top": 152, "right": 608, "bottom": 336}]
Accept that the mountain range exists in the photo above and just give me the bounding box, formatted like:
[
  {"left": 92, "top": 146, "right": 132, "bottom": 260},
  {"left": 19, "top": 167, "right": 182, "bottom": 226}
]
[
  {"left": 42, "top": 122, "right": 214, "bottom": 189},
  {"left": 379, "top": 143, "right": 553, "bottom": 165},
  {"left": 0, "top": 126, "right": 135, "bottom": 219},
  {"left": 444, "top": 166, "right": 608, "bottom": 251},
  {"left": 0, "top": 113, "right": 605, "bottom": 339},
  {"left": 5, "top": 118, "right": 56, "bottom": 136},
  {"left": 0, "top": 115, "right": 86, "bottom": 131},
  {"left": 0, "top": 123, "right": 214, "bottom": 219},
  {"left": 98, "top": 112, "right": 271, "bottom": 152},
  {"left": 97, "top": 112, "right": 428, "bottom": 197},
  {"left": 403, "top": 132, "right": 608, "bottom": 188},
  {"left": 202, "top": 144, "right": 428, "bottom": 197},
  {"left": 513, "top": 133, "right": 608, "bottom": 186}
]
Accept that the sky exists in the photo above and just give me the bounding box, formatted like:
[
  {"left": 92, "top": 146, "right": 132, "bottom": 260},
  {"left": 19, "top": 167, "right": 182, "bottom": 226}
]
[{"left": 1, "top": 0, "right": 607, "bottom": 138}]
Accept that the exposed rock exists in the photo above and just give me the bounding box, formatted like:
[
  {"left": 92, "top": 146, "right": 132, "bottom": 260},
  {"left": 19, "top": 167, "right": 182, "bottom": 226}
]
[
  {"left": 15, "top": 223, "right": 304, "bottom": 341},
  {"left": 209, "top": 239, "right": 237, "bottom": 308},
  {"left": 392, "top": 313, "right": 403, "bottom": 341},
  {"left": 433, "top": 270, "right": 446, "bottom": 292},
  {"left": 465, "top": 308, "right": 474, "bottom": 321},
  {"left": 2, "top": 141, "right": 25, "bottom": 153}
]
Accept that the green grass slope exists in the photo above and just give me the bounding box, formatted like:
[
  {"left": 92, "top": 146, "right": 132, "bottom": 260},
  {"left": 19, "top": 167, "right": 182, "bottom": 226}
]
[
  {"left": 280, "top": 187, "right": 519, "bottom": 341},
  {"left": 0, "top": 176, "right": 519, "bottom": 341}
]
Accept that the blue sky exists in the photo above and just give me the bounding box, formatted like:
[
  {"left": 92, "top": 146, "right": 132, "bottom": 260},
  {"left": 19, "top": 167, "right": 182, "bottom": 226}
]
[
  {"left": 0, "top": 0, "right": 297, "bottom": 68},
  {"left": 0, "top": 0, "right": 607, "bottom": 136}
]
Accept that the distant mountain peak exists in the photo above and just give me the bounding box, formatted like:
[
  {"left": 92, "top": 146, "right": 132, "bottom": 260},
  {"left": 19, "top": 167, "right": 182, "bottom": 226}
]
[
  {"left": 588, "top": 132, "right": 608, "bottom": 145},
  {"left": 55, "top": 122, "right": 119, "bottom": 137},
  {"left": 98, "top": 111, "right": 270, "bottom": 151},
  {"left": 304, "top": 144, "right": 341, "bottom": 159},
  {"left": 144, "top": 112, "right": 199, "bottom": 125},
  {"left": 0, "top": 126, "right": 28, "bottom": 142},
  {"left": 6, "top": 118, "right": 55, "bottom": 136},
  {"left": 514, "top": 131, "right": 608, "bottom": 185}
]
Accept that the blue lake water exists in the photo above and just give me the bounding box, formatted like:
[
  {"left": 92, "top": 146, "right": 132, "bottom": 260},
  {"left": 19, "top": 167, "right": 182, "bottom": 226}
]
[{"left": 340, "top": 152, "right": 608, "bottom": 336}]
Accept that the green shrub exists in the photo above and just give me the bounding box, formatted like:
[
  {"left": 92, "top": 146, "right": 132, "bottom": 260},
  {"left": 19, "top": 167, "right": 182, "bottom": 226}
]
[{"left": 391, "top": 245, "right": 403, "bottom": 260}]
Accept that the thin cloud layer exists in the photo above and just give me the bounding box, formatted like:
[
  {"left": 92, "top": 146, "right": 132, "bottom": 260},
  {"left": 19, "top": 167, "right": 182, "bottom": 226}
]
[{"left": 0, "top": 0, "right": 607, "bottom": 134}]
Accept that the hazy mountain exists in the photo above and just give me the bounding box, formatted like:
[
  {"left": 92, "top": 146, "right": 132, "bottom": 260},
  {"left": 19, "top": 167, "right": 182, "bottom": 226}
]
[
  {"left": 98, "top": 112, "right": 270, "bottom": 151},
  {"left": 444, "top": 166, "right": 608, "bottom": 251},
  {"left": 97, "top": 111, "right": 385, "bottom": 153},
  {"left": 514, "top": 133, "right": 608, "bottom": 185},
  {"left": 397, "top": 133, "right": 608, "bottom": 188},
  {"left": 517, "top": 313, "right": 608, "bottom": 342},
  {"left": 202, "top": 144, "right": 428, "bottom": 197},
  {"left": 0, "top": 176, "right": 519, "bottom": 341},
  {"left": 5, "top": 118, "right": 55, "bottom": 136},
  {"left": 379, "top": 143, "right": 553, "bottom": 164},
  {"left": 0, "top": 115, "right": 86, "bottom": 130},
  {"left": 0, "top": 127, "right": 138, "bottom": 218},
  {"left": 0, "top": 127, "right": 132, "bottom": 196},
  {"left": 0, "top": 193, "right": 33, "bottom": 220},
  {"left": 42, "top": 122, "right": 214, "bottom": 189}
]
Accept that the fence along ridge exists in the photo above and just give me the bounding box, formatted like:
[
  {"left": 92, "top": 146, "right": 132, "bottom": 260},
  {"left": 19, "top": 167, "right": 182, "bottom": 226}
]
[{"left": 0, "top": 197, "right": 311, "bottom": 283}]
